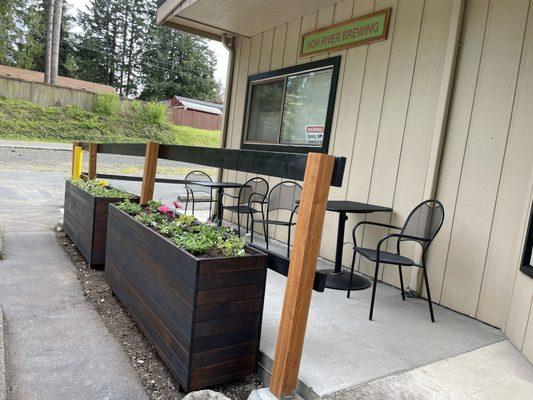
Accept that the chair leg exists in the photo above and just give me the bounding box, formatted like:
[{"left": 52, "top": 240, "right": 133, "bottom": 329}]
[
  {"left": 250, "top": 217, "right": 255, "bottom": 243},
  {"left": 398, "top": 265, "right": 405, "bottom": 301},
  {"left": 369, "top": 261, "right": 380, "bottom": 321},
  {"left": 422, "top": 266, "right": 435, "bottom": 323},
  {"left": 264, "top": 223, "right": 269, "bottom": 249},
  {"left": 287, "top": 226, "right": 291, "bottom": 259},
  {"left": 237, "top": 213, "right": 241, "bottom": 236},
  {"left": 184, "top": 193, "right": 189, "bottom": 215},
  {"left": 347, "top": 251, "right": 356, "bottom": 299},
  {"left": 246, "top": 213, "right": 250, "bottom": 234}
]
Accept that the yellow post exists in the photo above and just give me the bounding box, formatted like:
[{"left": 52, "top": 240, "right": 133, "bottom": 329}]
[{"left": 72, "top": 146, "right": 83, "bottom": 179}]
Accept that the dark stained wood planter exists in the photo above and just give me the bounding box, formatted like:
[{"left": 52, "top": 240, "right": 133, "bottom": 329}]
[
  {"left": 105, "top": 205, "right": 267, "bottom": 392},
  {"left": 63, "top": 180, "right": 137, "bottom": 267}
]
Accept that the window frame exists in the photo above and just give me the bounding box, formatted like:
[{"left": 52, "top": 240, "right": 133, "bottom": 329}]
[
  {"left": 241, "top": 56, "right": 341, "bottom": 154},
  {"left": 521, "top": 203, "right": 533, "bottom": 279}
]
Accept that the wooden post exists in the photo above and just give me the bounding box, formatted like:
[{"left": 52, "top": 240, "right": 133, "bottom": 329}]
[
  {"left": 269, "top": 152, "right": 335, "bottom": 398},
  {"left": 71, "top": 141, "right": 80, "bottom": 177},
  {"left": 88, "top": 143, "right": 98, "bottom": 180},
  {"left": 72, "top": 146, "right": 83, "bottom": 179},
  {"left": 140, "top": 141, "right": 159, "bottom": 204}
]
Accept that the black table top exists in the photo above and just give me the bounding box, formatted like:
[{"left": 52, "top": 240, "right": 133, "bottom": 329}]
[
  {"left": 190, "top": 181, "right": 246, "bottom": 189},
  {"left": 326, "top": 200, "right": 392, "bottom": 214}
]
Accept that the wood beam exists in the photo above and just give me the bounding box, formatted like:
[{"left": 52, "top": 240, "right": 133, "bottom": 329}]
[
  {"left": 140, "top": 141, "right": 159, "bottom": 204},
  {"left": 269, "top": 152, "right": 335, "bottom": 398},
  {"left": 88, "top": 143, "right": 98, "bottom": 180}
]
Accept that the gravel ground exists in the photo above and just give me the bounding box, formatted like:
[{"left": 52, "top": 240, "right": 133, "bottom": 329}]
[
  {"left": 56, "top": 230, "right": 262, "bottom": 400},
  {"left": 0, "top": 146, "right": 214, "bottom": 176}
]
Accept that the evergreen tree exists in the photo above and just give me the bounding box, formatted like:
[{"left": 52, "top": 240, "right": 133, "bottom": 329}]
[
  {"left": 139, "top": 21, "right": 220, "bottom": 102},
  {"left": 0, "top": 0, "right": 75, "bottom": 75}
]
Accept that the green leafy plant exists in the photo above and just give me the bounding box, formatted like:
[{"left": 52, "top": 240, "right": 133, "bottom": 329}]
[
  {"left": 141, "top": 102, "right": 167, "bottom": 126},
  {"left": 70, "top": 179, "right": 131, "bottom": 198},
  {"left": 92, "top": 93, "right": 120, "bottom": 116},
  {"left": 115, "top": 200, "right": 246, "bottom": 258},
  {"left": 116, "top": 199, "right": 142, "bottom": 215}
]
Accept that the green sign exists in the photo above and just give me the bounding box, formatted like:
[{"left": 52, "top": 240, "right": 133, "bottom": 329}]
[{"left": 300, "top": 8, "right": 391, "bottom": 57}]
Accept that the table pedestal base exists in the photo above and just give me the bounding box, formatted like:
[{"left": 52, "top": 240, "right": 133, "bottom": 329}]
[{"left": 319, "top": 269, "right": 371, "bottom": 291}]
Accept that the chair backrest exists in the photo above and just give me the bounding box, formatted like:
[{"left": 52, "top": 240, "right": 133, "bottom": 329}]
[
  {"left": 400, "top": 199, "right": 444, "bottom": 251},
  {"left": 238, "top": 177, "right": 269, "bottom": 206},
  {"left": 267, "top": 181, "right": 302, "bottom": 217},
  {"left": 185, "top": 170, "right": 212, "bottom": 194}
]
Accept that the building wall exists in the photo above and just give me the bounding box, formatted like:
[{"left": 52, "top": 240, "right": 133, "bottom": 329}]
[
  {"left": 223, "top": 0, "right": 456, "bottom": 291},
  {"left": 427, "top": 0, "right": 533, "bottom": 362},
  {"left": 221, "top": 0, "right": 533, "bottom": 362},
  {"left": 171, "top": 108, "right": 221, "bottom": 131}
]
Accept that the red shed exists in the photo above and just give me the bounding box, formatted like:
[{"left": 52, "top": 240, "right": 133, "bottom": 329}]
[{"left": 168, "top": 96, "right": 223, "bottom": 131}]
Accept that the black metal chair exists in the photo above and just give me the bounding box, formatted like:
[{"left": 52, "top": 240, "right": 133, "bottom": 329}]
[
  {"left": 349, "top": 199, "right": 445, "bottom": 322},
  {"left": 184, "top": 170, "right": 214, "bottom": 219},
  {"left": 222, "top": 177, "right": 269, "bottom": 236},
  {"left": 252, "top": 181, "right": 302, "bottom": 258}
]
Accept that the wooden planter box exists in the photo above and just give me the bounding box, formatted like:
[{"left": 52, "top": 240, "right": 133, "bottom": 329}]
[
  {"left": 63, "top": 180, "right": 137, "bottom": 267},
  {"left": 105, "top": 205, "right": 267, "bottom": 392}
]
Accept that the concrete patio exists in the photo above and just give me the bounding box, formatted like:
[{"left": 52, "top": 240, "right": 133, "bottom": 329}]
[{"left": 1, "top": 166, "right": 532, "bottom": 399}]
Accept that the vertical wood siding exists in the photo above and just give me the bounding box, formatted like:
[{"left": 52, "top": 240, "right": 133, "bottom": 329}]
[
  {"left": 428, "top": 0, "right": 533, "bottom": 363},
  {"left": 223, "top": 0, "right": 455, "bottom": 274},
  {"left": 221, "top": 0, "right": 533, "bottom": 363}
]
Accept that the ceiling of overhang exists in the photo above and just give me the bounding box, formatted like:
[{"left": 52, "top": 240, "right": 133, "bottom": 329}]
[{"left": 162, "top": 0, "right": 340, "bottom": 38}]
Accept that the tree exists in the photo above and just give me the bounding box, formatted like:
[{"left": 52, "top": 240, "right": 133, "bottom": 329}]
[
  {"left": 44, "top": 0, "right": 54, "bottom": 82},
  {"left": 74, "top": 0, "right": 220, "bottom": 101},
  {"left": 138, "top": 23, "right": 221, "bottom": 102},
  {"left": 0, "top": 0, "right": 24, "bottom": 65}
]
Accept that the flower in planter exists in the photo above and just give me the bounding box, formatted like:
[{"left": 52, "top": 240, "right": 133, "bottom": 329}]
[
  {"left": 97, "top": 179, "right": 110, "bottom": 187},
  {"left": 172, "top": 201, "right": 183, "bottom": 209},
  {"left": 158, "top": 205, "right": 170, "bottom": 213}
]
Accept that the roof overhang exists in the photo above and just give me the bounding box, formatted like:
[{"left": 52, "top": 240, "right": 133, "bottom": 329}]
[{"left": 157, "top": 0, "right": 339, "bottom": 39}]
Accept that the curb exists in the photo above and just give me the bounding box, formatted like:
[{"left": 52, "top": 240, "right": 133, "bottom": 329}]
[
  {"left": 0, "top": 305, "right": 7, "bottom": 400},
  {"left": 0, "top": 144, "right": 70, "bottom": 152}
]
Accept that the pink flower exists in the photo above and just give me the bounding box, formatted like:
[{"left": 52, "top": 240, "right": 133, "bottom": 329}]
[
  {"left": 172, "top": 201, "right": 183, "bottom": 209},
  {"left": 157, "top": 205, "right": 170, "bottom": 213}
]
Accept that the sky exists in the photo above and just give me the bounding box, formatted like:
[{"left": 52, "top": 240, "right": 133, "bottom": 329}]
[{"left": 67, "top": 0, "right": 229, "bottom": 86}]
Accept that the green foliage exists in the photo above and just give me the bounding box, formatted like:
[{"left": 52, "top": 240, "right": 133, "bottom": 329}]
[
  {"left": 92, "top": 93, "right": 120, "bottom": 116},
  {"left": 116, "top": 200, "right": 246, "bottom": 257},
  {"left": 0, "top": 98, "right": 221, "bottom": 146},
  {"left": 70, "top": 179, "right": 132, "bottom": 198},
  {"left": 0, "top": 0, "right": 76, "bottom": 75},
  {"left": 116, "top": 199, "right": 142, "bottom": 215},
  {"left": 140, "top": 102, "right": 167, "bottom": 125}
]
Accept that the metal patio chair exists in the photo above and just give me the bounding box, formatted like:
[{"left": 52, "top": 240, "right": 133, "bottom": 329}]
[
  {"left": 222, "top": 177, "right": 269, "bottom": 236},
  {"left": 348, "top": 199, "right": 445, "bottom": 322},
  {"left": 252, "top": 181, "right": 302, "bottom": 258},
  {"left": 184, "top": 170, "right": 214, "bottom": 219}
]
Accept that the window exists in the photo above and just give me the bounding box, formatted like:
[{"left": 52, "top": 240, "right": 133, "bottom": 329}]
[
  {"left": 242, "top": 57, "right": 341, "bottom": 153},
  {"left": 521, "top": 204, "right": 533, "bottom": 278}
]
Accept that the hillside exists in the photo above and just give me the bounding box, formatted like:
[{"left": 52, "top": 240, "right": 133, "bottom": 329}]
[{"left": 0, "top": 98, "right": 221, "bottom": 147}]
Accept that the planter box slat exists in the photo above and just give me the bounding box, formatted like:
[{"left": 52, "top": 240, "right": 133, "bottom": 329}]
[
  {"left": 105, "top": 265, "right": 191, "bottom": 379},
  {"left": 106, "top": 249, "right": 194, "bottom": 345},
  {"left": 191, "top": 325, "right": 261, "bottom": 354},
  {"left": 194, "top": 313, "right": 262, "bottom": 337},
  {"left": 63, "top": 180, "right": 136, "bottom": 267},
  {"left": 195, "top": 298, "right": 264, "bottom": 322},
  {"left": 197, "top": 269, "right": 267, "bottom": 290},
  {"left": 196, "top": 284, "right": 264, "bottom": 307},
  {"left": 106, "top": 205, "right": 267, "bottom": 391},
  {"left": 190, "top": 342, "right": 258, "bottom": 369},
  {"left": 107, "top": 227, "right": 196, "bottom": 308}
]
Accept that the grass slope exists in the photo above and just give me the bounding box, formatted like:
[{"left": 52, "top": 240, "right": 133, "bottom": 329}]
[{"left": 0, "top": 98, "right": 221, "bottom": 147}]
